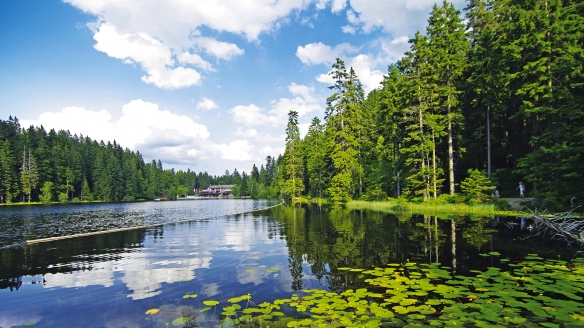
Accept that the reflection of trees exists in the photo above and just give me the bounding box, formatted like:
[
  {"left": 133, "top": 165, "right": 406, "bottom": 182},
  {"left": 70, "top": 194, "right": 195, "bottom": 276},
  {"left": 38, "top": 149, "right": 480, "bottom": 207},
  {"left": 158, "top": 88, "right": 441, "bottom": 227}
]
[
  {"left": 272, "top": 204, "right": 505, "bottom": 292},
  {"left": 408, "top": 215, "right": 445, "bottom": 263},
  {"left": 281, "top": 204, "right": 306, "bottom": 291},
  {"left": 463, "top": 218, "right": 497, "bottom": 250}
]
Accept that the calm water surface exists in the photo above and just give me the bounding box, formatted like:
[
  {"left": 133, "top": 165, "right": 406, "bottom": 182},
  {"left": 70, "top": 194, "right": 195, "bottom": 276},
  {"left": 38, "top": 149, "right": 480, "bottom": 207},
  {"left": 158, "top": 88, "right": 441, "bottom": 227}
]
[{"left": 0, "top": 201, "right": 579, "bottom": 327}]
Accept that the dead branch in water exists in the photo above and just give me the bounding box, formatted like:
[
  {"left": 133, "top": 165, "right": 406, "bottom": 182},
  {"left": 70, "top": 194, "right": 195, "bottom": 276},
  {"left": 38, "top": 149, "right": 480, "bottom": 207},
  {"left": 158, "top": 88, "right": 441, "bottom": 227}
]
[{"left": 518, "top": 206, "right": 584, "bottom": 246}]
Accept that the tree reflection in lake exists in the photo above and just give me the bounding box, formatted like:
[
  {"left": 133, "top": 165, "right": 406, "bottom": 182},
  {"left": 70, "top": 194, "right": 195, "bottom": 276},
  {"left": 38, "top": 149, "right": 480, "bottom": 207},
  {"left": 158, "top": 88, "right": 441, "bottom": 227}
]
[
  {"left": 0, "top": 202, "right": 580, "bottom": 327},
  {"left": 269, "top": 203, "right": 577, "bottom": 288}
]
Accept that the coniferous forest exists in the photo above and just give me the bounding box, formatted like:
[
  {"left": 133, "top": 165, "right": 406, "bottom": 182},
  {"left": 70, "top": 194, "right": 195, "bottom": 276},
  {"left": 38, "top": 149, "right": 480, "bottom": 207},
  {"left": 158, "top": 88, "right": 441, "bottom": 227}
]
[
  {"left": 274, "top": 0, "right": 584, "bottom": 209},
  {"left": 1, "top": 0, "right": 582, "bottom": 209},
  {"left": 0, "top": 117, "right": 283, "bottom": 203}
]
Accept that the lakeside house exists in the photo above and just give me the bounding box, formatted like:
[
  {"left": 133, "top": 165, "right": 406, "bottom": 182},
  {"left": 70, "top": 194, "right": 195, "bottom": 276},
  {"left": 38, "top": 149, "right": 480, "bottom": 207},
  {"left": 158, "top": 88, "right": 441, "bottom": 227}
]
[{"left": 198, "top": 185, "right": 235, "bottom": 198}]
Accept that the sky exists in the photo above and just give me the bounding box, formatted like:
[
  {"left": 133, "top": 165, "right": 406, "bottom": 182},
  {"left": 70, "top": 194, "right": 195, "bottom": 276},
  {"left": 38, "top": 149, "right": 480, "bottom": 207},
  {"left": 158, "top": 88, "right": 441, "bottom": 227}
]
[{"left": 0, "top": 0, "right": 465, "bottom": 176}]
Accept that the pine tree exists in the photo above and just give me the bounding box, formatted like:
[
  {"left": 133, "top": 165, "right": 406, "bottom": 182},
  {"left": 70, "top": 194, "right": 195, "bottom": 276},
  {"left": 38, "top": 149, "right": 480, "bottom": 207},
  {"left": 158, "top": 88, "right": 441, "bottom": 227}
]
[
  {"left": 0, "top": 140, "right": 15, "bottom": 203},
  {"left": 304, "top": 117, "right": 327, "bottom": 197},
  {"left": 325, "top": 58, "right": 363, "bottom": 202},
  {"left": 283, "top": 110, "right": 304, "bottom": 198},
  {"left": 426, "top": 0, "right": 469, "bottom": 194}
]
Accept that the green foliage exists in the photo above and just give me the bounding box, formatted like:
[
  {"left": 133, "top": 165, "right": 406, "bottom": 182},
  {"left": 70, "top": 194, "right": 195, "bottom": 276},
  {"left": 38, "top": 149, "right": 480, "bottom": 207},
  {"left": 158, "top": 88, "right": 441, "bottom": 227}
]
[
  {"left": 39, "top": 181, "right": 53, "bottom": 203},
  {"left": 152, "top": 256, "right": 584, "bottom": 327},
  {"left": 460, "top": 169, "right": 494, "bottom": 202},
  {"left": 58, "top": 192, "right": 69, "bottom": 203}
]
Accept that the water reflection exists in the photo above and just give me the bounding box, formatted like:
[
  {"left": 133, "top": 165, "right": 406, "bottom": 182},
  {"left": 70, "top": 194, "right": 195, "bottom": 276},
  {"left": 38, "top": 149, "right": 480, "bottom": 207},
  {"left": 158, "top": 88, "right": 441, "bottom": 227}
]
[{"left": 0, "top": 203, "right": 578, "bottom": 327}]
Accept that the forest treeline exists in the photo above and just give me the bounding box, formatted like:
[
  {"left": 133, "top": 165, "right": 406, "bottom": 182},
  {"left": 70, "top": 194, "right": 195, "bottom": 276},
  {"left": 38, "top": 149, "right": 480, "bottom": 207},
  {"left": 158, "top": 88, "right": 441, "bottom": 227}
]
[
  {"left": 1, "top": 0, "right": 582, "bottom": 209},
  {"left": 270, "top": 0, "right": 583, "bottom": 209},
  {"left": 0, "top": 117, "right": 283, "bottom": 203}
]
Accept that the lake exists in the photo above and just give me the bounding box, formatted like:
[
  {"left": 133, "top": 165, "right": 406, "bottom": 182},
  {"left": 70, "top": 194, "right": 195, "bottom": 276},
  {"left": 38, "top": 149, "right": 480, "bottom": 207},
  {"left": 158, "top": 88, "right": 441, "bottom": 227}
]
[{"left": 0, "top": 201, "right": 581, "bottom": 327}]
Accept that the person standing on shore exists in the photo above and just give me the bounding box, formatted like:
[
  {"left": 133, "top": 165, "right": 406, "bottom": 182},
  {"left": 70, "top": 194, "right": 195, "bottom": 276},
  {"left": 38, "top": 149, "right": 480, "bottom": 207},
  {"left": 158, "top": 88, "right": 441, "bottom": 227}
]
[{"left": 516, "top": 182, "right": 525, "bottom": 199}]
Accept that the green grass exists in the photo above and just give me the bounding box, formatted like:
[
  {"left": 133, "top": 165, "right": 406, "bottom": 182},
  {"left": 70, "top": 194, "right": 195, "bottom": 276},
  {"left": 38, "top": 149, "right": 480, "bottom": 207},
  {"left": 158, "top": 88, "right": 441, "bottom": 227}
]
[{"left": 347, "top": 200, "right": 518, "bottom": 216}]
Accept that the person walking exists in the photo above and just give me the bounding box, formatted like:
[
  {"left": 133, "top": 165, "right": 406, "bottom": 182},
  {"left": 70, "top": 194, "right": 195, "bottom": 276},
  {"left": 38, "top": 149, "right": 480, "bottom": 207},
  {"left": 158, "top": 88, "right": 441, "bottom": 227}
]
[{"left": 516, "top": 182, "right": 525, "bottom": 199}]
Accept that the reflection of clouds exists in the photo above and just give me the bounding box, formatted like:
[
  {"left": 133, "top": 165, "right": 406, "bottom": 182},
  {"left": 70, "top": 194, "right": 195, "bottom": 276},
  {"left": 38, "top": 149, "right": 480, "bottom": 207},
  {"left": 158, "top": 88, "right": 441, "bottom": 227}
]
[
  {"left": 201, "top": 282, "right": 220, "bottom": 297},
  {"left": 0, "top": 313, "right": 43, "bottom": 328},
  {"left": 37, "top": 215, "right": 301, "bottom": 304},
  {"left": 119, "top": 254, "right": 212, "bottom": 300},
  {"left": 44, "top": 262, "right": 115, "bottom": 288}
]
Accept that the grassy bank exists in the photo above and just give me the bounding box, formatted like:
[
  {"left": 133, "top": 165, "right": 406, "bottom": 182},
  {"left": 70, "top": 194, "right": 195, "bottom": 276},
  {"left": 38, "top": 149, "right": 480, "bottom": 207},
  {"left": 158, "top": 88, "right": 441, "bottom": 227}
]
[{"left": 347, "top": 199, "right": 518, "bottom": 216}]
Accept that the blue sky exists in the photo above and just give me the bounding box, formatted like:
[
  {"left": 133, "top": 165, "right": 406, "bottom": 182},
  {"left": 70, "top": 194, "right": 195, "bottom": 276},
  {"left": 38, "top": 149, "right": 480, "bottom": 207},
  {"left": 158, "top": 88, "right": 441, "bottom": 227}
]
[{"left": 0, "top": 0, "right": 465, "bottom": 175}]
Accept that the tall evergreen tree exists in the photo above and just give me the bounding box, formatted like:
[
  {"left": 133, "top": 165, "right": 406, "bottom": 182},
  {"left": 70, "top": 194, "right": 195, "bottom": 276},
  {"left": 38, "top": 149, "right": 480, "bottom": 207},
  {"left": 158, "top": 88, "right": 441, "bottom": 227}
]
[
  {"left": 427, "top": 0, "right": 470, "bottom": 194},
  {"left": 284, "top": 110, "right": 304, "bottom": 198}
]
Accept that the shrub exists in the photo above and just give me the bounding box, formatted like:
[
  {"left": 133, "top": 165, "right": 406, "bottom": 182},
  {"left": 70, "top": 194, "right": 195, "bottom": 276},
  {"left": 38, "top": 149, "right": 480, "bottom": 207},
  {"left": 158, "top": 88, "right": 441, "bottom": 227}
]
[
  {"left": 58, "top": 192, "right": 69, "bottom": 203},
  {"left": 460, "top": 169, "right": 494, "bottom": 203},
  {"left": 39, "top": 181, "right": 54, "bottom": 203}
]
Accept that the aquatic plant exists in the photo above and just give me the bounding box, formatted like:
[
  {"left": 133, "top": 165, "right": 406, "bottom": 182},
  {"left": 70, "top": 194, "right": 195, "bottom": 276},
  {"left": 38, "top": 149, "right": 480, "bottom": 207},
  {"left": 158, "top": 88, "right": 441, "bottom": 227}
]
[{"left": 155, "top": 254, "right": 584, "bottom": 327}]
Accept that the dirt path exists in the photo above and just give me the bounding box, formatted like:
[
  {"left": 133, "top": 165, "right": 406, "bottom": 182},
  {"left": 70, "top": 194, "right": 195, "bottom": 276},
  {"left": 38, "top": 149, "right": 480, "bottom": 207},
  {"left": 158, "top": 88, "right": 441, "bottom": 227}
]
[{"left": 506, "top": 197, "right": 534, "bottom": 211}]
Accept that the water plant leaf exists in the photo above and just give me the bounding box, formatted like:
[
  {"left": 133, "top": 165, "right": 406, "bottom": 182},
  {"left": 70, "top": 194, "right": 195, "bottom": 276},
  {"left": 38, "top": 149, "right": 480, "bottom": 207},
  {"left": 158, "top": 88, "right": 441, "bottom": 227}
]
[
  {"left": 172, "top": 317, "right": 188, "bottom": 326},
  {"left": 203, "top": 300, "right": 219, "bottom": 306},
  {"left": 200, "top": 307, "right": 211, "bottom": 313},
  {"left": 22, "top": 323, "right": 36, "bottom": 326},
  {"left": 145, "top": 308, "right": 160, "bottom": 315},
  {"left": 539, "top": 323, "right": 559, "bottom": 328},
  {"left": 488, "top": 252, "right": 501, "bottom": 256},
  {"left": 246, "top": 269, "right": 253, "bottom": 273}
]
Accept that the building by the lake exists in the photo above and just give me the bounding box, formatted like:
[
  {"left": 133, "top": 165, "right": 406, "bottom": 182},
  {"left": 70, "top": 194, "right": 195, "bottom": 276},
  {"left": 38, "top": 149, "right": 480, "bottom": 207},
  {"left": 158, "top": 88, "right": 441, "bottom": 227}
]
[{"left": 197, "top": 185, "right": 235, "bottom": 198}]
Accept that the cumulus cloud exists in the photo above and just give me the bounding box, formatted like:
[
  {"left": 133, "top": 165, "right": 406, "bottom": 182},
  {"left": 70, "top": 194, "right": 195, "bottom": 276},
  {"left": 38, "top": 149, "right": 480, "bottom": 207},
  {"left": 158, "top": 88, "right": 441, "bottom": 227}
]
[
  {"left": 178, "top": 52, "right": 215, "bottom": 71},
  {"left": 341, "top": 25, "right": 356, "bottom": 34},
  {"left": 315, "top": 54, "right": 384, "bottom": 94},
  {"left": 377, "top": 35, "right": 411, "bottom": 63},
  {"left": 64, "top": 0, "right": 310, "bottom": 88},
  {"left": 331, "top": 0, "right": 348, "bottom": 13},
  {"left": 196, "top": 97, "right": 219, "bottom": 111},
  {"left": 230, "top": 104, "right": 271, "bottom": 127},
  {"left": 229, "top": 83, "right": 323, "bottom": 128},
  {"left": 93, "top": 23, "right": 202, "bottom": 88},
  {"left": 296, "top": 42, "right": 358, "bottom": 65},
  {"left": 341, "top": 0, "right": 466, "bottom": 36},
  {"left": 192, "top": 37, "right": 244, "bottom": 60},
  {"left": 234, "top": 127, "right": 286, "bottom": 143}
]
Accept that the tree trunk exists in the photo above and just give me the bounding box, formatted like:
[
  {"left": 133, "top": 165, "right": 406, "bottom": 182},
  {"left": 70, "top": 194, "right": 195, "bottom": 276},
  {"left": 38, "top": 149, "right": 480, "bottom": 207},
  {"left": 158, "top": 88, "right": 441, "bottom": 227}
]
[
  {"left": 448, "top": 96, "right": 455, "bottom": 195},
  {"left": 487, "top": 105, "right": 491, "bottom": 178}
]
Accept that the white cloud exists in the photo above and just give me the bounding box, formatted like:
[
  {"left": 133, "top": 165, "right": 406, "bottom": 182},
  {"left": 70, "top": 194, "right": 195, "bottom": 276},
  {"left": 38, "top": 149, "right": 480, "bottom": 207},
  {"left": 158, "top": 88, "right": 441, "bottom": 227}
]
[
  {"left": 315, "top": 0, "right": 330, "bottom": 10},
  {"left": 178, "top": 52, "right": 215, "bottom": 71},
  {"left": 192, "top": 37, "right": 244, "bottom": 61},
  {"left": 93, "top": 23, "right": 202, "bottom": 89},
  {"left": 316, "top": 72, "right": 335, "bottom": 85},
  {"left": 230, "top": 83, "right": 323, "bottom": 128},
  {"left": 196, "top": 97, "right": 219, "bottom": 111},
  {"left": 296, "top": 42, "right": 358, "bottom": 65},
  {"left": 230, "top": 104, "right": 271, "bottom": 127},
  {"left": 234, "top": 127, "right": 286, "bottom": 143},
  {"left": 343, "top": 0, "right": 466, "bottom": 35},
  {"left": 116, "top": 99, "right": 210, "bottom": 148},
  {"left": 352, "top": 54, "right": 384, "bottom": 93},
  {"left": 315, "top": 54, "right": 384, "bottom": 94},
  {"left": 377, "top": 35, "right": 411, "bottom": 63},
  {"left": 331, "top": 0, "right": 347, "bottom": 13},
  {"left": 20, "top": 107, "right": 115, "bottom": 142},
  {"left": 65, "top": 0, "right": 311, "bottom": 89},
  {"left": 341, "top": 25, "right": 356, "bottom": 34}
]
